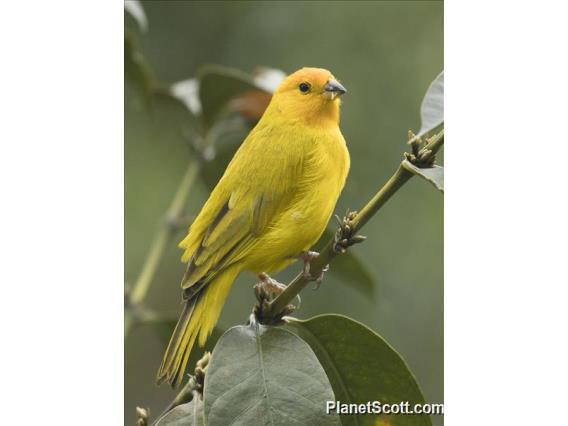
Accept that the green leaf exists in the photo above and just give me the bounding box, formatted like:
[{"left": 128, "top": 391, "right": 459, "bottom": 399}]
[
  {"left": 317, "top": 228, "right": 375, "bottom": 297},
  {"left": 124, "top": 32, "right": 154, "bottom": 106},
  {"left": 203, "top": 321, "right": 341, "bottom": 426},
  {"left": 156, "top": 397, "right": 205, "bottom": 426},
  {"left": 287, "top": 315, "right": 432, "bottom": 426},
  {"left": 401, "top": 160, "right": 444, "bottom": 193},
  {"left": 418, "top": 71, "right": 443, "bottom": 137},
  {"left": 171, "top": 67, "right": 284, "bottom": 122},
  {"left": 151, "top": 88, "right": 200, "bottom": 135},
  {"left": 198, "top": 65, "right": 267, "bottom": 130}
]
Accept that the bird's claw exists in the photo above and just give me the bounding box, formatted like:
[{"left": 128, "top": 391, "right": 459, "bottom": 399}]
[
  {"left": 300, "top": 251, "right": 319, "bottom": 278},
  {"left": 300, "top": 250, "right": 325, "bottom": 281},
  {"left": 299, "top": 251, "right": 329, "bottom": 288},
  {"left": 300, "top": 250, "right": 320, "bottom": 262},
  {"left": 257, "top": 272, "right": 287, "bottom": 295},
  {"left": 312, "top": 264, "right": 329, "bottom": 290},
  {"left": 254, "top": 273, "right": 298, "bottom": 326}
]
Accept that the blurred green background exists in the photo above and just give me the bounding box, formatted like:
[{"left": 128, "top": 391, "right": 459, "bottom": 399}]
[{"left": 125, "top": 1, "right": 443, "bottom": 424}]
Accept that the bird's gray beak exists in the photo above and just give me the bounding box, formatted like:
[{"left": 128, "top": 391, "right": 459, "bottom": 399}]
[{"left": 324, "top": 79, "right": 347, "bottom": 100}]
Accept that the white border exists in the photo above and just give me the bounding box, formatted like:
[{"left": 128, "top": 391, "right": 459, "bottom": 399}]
[
  {"left": 446, "top": 1, "right": 568, "bottom": 424},
  {"left": 0, "top": 2, "right": 123, "bottom": 423}
]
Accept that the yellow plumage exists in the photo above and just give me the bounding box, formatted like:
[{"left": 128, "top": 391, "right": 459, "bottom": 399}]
[{"left": 158, "top": 67, "right": 350, "bottom": 387}]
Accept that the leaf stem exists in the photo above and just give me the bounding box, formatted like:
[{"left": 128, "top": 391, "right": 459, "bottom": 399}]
[
  {"left": 125, "top": 158, "right": 201, "bottom": 336},
  {"left": 150, "top": 385, "right": 196, "bottom": 426},
  {"left": 264, "top": 129, "right": 444, "bottom": 319}
]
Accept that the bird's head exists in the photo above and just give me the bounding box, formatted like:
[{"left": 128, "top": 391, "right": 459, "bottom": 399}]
[{"left": 268, "top": 67, "right": 347, "bottom": 127}]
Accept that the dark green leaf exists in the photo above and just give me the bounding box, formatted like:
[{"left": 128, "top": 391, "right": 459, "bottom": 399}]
[
  {"left": 151, "top": 89, "right": 200, "bottom": 135},
  {"left": 171, "top": 67, "right": 284, "bottom": 123},
  {"left": 124, "top": 32, "right": 154, "bottom": 106},
  {"left": 287, "top": 315, "right": 432, "bottom": 426},
  {"left": 198, "top": 65, "right": 269, "bottom": 129},
  {"left": 401, "top": 160, "right": 444, "bottom": 193},
  {"left": 156, "top": 397, "right": 205, "bottom": 426},
  {"left": 418, "top": 71, "right": 443, "bottom": 137},
  {"left": 316, "top": 228, "right": 375, "bottom": 297},
  {"left": 203, "top": 322, "right": 340, "bottom": 426}
]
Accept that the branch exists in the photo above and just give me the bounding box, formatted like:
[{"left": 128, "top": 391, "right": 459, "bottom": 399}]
[
  {"left": 263, "top": 129, "right": 444, "bottom": 319},
  {"left": 150, "top": 383, "right": 195, "bottom": 426},
  {"left": 150, "top": 352, "right": 211, "bottom": 426},
  {"left": 125, "top": 158, "right": 201, "bottom": 336}
]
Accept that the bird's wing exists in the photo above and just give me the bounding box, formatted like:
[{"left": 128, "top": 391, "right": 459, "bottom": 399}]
[{"left": 179, "top": 127, "right": 304, "bottom": 291}]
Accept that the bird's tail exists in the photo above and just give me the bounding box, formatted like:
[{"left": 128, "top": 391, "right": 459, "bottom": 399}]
[{"left": 157, "top": 265, "right": 239, "bottom": 387}]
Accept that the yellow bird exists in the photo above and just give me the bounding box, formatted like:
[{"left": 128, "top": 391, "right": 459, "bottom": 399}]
[{"left": 158, "top": 67, "right": 350, "bottom": 387}]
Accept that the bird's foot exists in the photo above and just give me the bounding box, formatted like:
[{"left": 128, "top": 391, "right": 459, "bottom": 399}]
[
  {"left": 333, "top": 210, "right": 366, "bottom": 254},
  {"left": 257, "top": 272, "right": 287, "bottom": 297},
  {"left": 311, "top": 264, "right": 329, "bottom": 290},
  {"left": 299, "top": 251, "right": 329, "bottom": 289},
  {"left": 254, "top": 273, "right": 298, "bottom": 325},
  {"left": 300, "top": 250, "right": 319, "bottom": 278}
]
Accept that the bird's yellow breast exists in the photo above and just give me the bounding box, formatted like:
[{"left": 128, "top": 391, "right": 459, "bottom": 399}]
[{"left": 243, "top": 125, "right": 350, "bottom": 274}]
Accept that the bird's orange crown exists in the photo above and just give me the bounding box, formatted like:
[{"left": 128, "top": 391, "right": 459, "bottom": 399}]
[{"left": 265, "top": 67, "right": 347, "bottom": 127}]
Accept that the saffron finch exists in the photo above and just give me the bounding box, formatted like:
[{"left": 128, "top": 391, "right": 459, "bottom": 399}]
[{"left": 158, "top": 67, "right": 350, "bottom": 387}]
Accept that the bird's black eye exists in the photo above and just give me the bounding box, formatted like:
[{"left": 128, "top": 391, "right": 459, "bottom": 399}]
[{"left": 299, "top": 82, "right": 311, "bottom": 93}]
